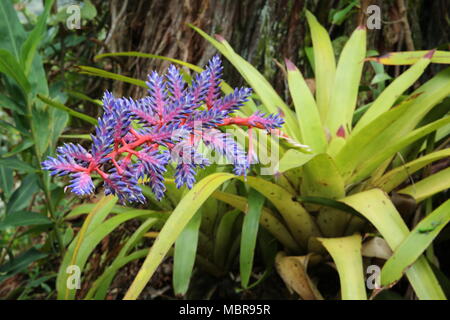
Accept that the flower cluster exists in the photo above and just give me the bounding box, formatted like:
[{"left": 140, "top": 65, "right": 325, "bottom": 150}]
[{"left": 42, "top": 56, "right": 284, "bottom": 203}]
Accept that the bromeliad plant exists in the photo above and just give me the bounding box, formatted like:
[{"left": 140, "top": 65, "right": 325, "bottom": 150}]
[
  {"left": 42, "top": 56, "right": 284, "bottom": 203},
  {"left": 91, "top": 12, "right": 449, "bottom": 300},
  {"left": 49, "top": 11, "right": 450, "bottom": 300}
]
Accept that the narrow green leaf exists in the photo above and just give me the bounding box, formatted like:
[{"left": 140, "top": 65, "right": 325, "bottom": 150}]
[
  {"left": 212, "top": 190, "right": 300, "bottom": 253},
  {"left": 305, "top": 10, "right": 336, "bottom": 121},
  {"left": 352, "top": 116, "right": 450, "bottom": 184},
  {"left": 355, "top": 54, "right": 433, "bottom": 132},
  {"left": 366, "top": 50, "right": 450, "bottom": 65},
  {"left": 0, "top": 248, "right": 47, "bottom": 283},
  {"left": 124, "top": 173, "right": 236, "bottom": 300},
  {"left": 240, "top": 189, "right": 265, "bottom": 288},
  {"left": 286, "top": 59, "right": 327, "bottom": 152},
  {"left": 95, "top": 51, "right": 203, "bottom": 72},
  {"left": 1, "top": 139, "right": 34, "bottom": 158},
  {"left": 77, "top": 65, "right": 147, "bottom": 88},
  {"left": 399, "top": 167, "right": 450, "bottom": 202},
  {"left": 319, "top": 234, "right": 367, "bottom": 300},
  {"left": 20, "top": 0, "right": 54, "bottom": 76},
  {"left": 6, "top": 174, "right": 39, "bottom": 214},
  {"left": 0, "top": 93, "right": 26, "bottom": 114},
  {"left": 190, "top": 24, "right": 302, "bottom": 141},
  {"left": 0, "top": 0, "right": 27, "bottom": 60},
  {"left": 341, "top": 189, "right": 445, "bottom": 299},
  {"left": 66, "top": 90, "right": 102, "bottom": 106},
  {"left": 0, "top": 157, "right": 36, "bottom": 173},
  {"left": 326, "top": 26, "right": 366, "bottom": 137},
  {"left": 0, "top": 165, "right": 13, "bottom": 199},
  {"left": 0, "top": 210, "right": 52, "bottom": 229},
  {"left": 0, "top": 49, "right": 30, "bottom": 94},
  {"left": 173, "top": 208, "right": 202, "bottom": 295},
  {"left": 374, "top": 149, "right": 450, "bottom": 192},
  {"left": 37, "top": 94, "right": 97, "bottom": 125},
  {"left": 242, "top": 176, "right": 320, "bottom": 247},
  {"left": 382, "top": 199, "right": 450, "bottom": 286},
  {"left": 31, "top": 107, "right": 51, "bottom": 158},
  {"left": 214, "top": 209, "right": 241, "bottom": 267}
]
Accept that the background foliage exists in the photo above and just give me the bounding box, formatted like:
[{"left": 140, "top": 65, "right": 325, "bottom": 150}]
[{"left": 0, "top": 0, "right": 449, "bottom": 300}]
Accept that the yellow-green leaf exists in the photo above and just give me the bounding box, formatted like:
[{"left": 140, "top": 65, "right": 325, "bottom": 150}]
[
  {"left": 305, "top": 10, "right": 336, "bottom": 122},
  {"left": 366, "top": 50, "right": 450, "bottom": 65},
  {"left": 318, "top": 234, "right": 367, "bottom": 300},
  {"left": 399, "top": 167, "right": 450, "bottom": 202},
  {"left": 286, "top": 59, "right": 327, "bottom": 152},
  {"left": 381, "top": 199, "right": 450, "bottom": 286},
  {"left": 355, "top": 53, "right": 433, "bottom": 133},
  {"left": 326, "top": 26, "right": 366, "bottom": 137},
  {"left": 340, "top": 189, "right": 445, "bottom": 299}
]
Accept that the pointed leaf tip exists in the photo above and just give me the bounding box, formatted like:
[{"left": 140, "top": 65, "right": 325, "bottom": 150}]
[
  {"left": 214, "top": 34, "right": 226, "bottom": 42},
  {"left": 424, "top": 49, "right": 437, "bottom": 59},
  {"left": 336, "top": 126, "right": 346, "bottom": 138},
  {"left": 284, "top": 58, "right": 297, "bottom": 71}
]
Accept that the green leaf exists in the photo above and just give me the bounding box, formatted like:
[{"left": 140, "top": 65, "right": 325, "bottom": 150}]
[
  {"left": 6, "top": 174, "right": 39, "bottom": 214},
  {"left": 173, "top": 208, "right": 202, "bottom": 295},
  {"left": 286, "top": 59, "right": 327, "bottom": 152},
  {"left": 351, "top": 116, "right": 450, "bottom": 184},
  {"left": 374, "top": 149, "right": 450, "bottom": 192},
  {"left": 366, "top": 50, "right": 450, "bottom": 65},
  {"left": 0, "top": 93, "right": 26, "bottom": 114},
  {"left": 335, "top": 96, "right": 432, "bottom": 181},
  {"left": 31, "top": 108, "right": 51, "bottom": 158},
  {"left": 399, "top": 167, "right": 450, "bottom": 202},
  {"left": 0, "top": 0, "right": 27, "bottom": 60},
  {"left": 0, "top": 210, "right": 52, "bottom": 229},
  {"left": 37, "top": 94, "right": 97, "bottom": 125},
  {"left": 66, "top": 90, "right": 102, "bottom": 106},
  {"left": 240, "top": 189, "right": 265, "bottom": 288},
  {"left": 212, "top": 190, "right": 300, "bottom": 253},
  {"left": 1, "top": 139, "right": 34, "bottom": 158},
  {"left": 242, "top": 176, "right": 320, "bottom": 248},
  {"left": 214, "top": 209, "right": 241, "bottom": 267},
  {"left": 77, "top": 66, "right": 147, "bottom": 88},
  {"left": 87, "top": 217, "right": 159, "bottom": 300},
  {"left": 0, "top": 165, "right": 13, "bottom": 199},
  {"left": 0, "top": 248, "right": 47, "bottom": 283},
  {"left": 370, "top": 72, "right": 392, "bottom": 85},
  {"left": 20, "top": 0, "right": 54, "bottom": 76},
  {"left": 0, "top": 157, "right": 36, "bottom": 173},
  {"left": 0, "top": 119, "right": 28, "bottom": 136},
  {"left": 318, "top": 234, "right": 367, "bottom": 300},
  {"left": 355, "top": 54, "right": 433, "bottom": 133},
  {"left": 189, "top": 24, "right": 302, "bottom": 141},
  {"left": 57, "top": 204, "right": 162, "bottom": 300},
  {"left": 124, "top": 173, "right": 236, "bottom": 299},
  {"left": 381, "top": 199, "right": 450, "bottom": 286},
  {"left": 81, "top": 0, "right": 97, "bottom": 20},
  {"left": 331, "top": 1, "right": 358, "bottom": 25},
  {"left": 305, "top": 10, "right": 336, "bottom": 122},
  {"left": 341, "top": 189, "right": 446, "bottom": 299},
  {"left": 326, "top": 26, "right": 366, "bottom": 137},
  {"left": 95, "top": 51, "right": 203, "bottom": 73},
  {"left": 0, "top": 49, "right": 30, "bottom": 94},
  {"left": 277, "top": 149, "right": 315, "bottom": 173},
  {"left": 302, "top": 154, "right": 345, "bottom": 199}
]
